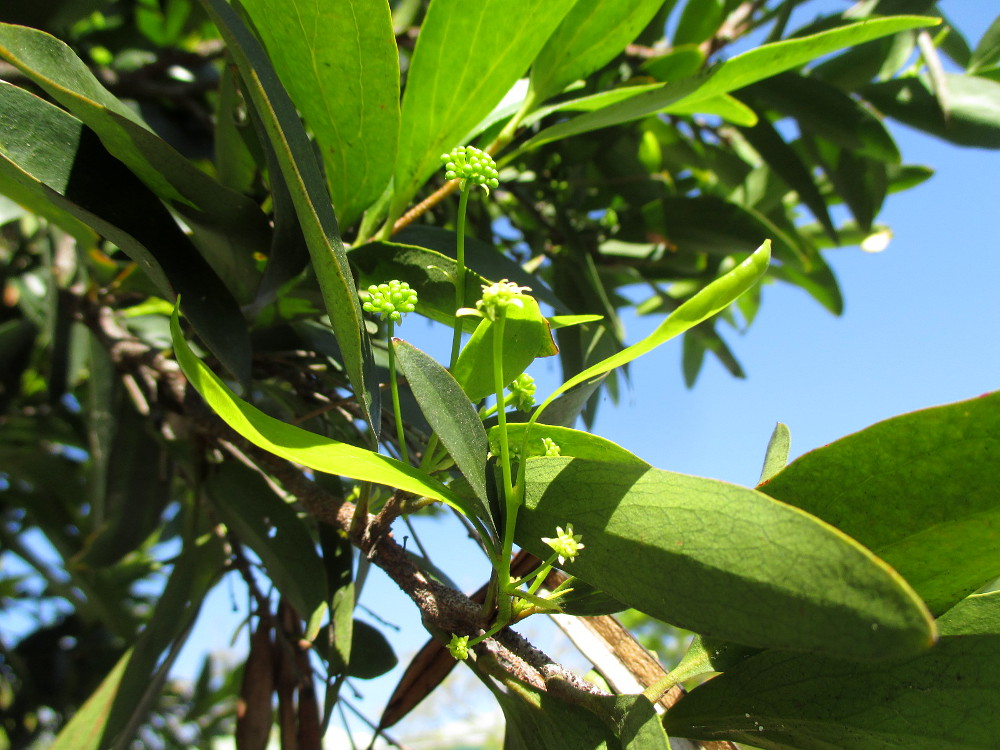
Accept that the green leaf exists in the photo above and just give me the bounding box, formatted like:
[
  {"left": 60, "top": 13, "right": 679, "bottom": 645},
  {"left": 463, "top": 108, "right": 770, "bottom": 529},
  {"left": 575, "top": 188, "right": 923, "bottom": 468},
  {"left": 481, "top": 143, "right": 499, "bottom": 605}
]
[
  {"left": 49, "top": 650, "right": 131, "bottom": 750},
  {"left": 490, "top": 423, "right": 648, "bottom": 467},
  {"left": 200, "top": 0, "right": 380, "bottom": 429},
  {"left": 673, "top": 0, "right": 724, "bottom": 46},
  {"left": 206, "top": 462, "right": 329, "bottom": 627},
  {"left": 758, "top": 391, "right": 1000, "bottom": 615},
  {"left": 0, "top": 22, "right": 269, "bottom": 304},
  {"left": 518, "top": 16, "right": 939, "bottom": 151},
  {"left": 452, "top": 296, "right": 559, "bottom": 403},
  {"left": 393, "top": 340, "right": 497, "bottom": 541},
  {"left": 758, "top": 422, "right": 790, "bottom": 484},
  {"left": 0, "top": 81, "right": 251, "bottom": 382},
  {"left": 516, "top": 457, "right": 935, "bottom": 659},
  {"left": 969, "top": 13, "right": 1000, "bottom": 73},
  {"left": 861, "top": 73, "right": 1000, "bottom": 149},
  {"left": 532, "top": 242, "right": 770, "bottom": 425},
  {"left": 663, "top": 592, "right": 1000, "bottom": 750},
  {"left": 346, "top": 620, "right": 397, "bottom": 679},
  {"left": 238, "top": 0, "right": 398, "bottom": 228},
  {"left": 170, "top": 304, "right": 469, "bottom": 514},
  {"left": 390, "top": 0, "right": 579, "bottom": 219},
  {"left": 553, "top": 580, "right": 627, "bottom": 617},
  {"left": 528, "top": 0, "right": 670, "bottom": 104}
]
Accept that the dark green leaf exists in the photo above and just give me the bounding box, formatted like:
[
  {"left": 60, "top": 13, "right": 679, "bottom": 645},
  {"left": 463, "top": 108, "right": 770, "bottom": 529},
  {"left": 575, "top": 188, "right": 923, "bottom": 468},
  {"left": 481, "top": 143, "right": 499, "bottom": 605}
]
[
  {"left": 0, "top": 81, "right": 251, "bottom": 381},
  {"left": 553, "top": 580, "right": 627, "bottom": 617},
  {"left": 673, "top": 0, "right": 723, "bottom": 46},
  {"left": 200, "top": 0, "right": 380, "bottom": 429},
  {"left": 206, "top": 462, "right": 329, "bottom": 627},
  {"left": 390, "top": 0, "right": 579, "bottom": 220},
  {"left": 759, "top": 391, "right": 1000, "bottom": 614},
  {"left": 663, "top": 592, "right": 1000, "bottom": 750},
  {"left": 239, "top": 0, "right": 398, "bottom": 228},
  {"left": 346, "top": 620, "right": 397, "bottom": 679},
  {"left": 861, "top": 73, "right": 1000, "bottom": 149},
  {"left": 0, "top": 22, "right": 269, "bottom": 304},
  {"left": 393, "top": 340, "right": 497, "bottom": 542},
  {"left": 516, "top": 457, "right": 934, "bottom": 658}
]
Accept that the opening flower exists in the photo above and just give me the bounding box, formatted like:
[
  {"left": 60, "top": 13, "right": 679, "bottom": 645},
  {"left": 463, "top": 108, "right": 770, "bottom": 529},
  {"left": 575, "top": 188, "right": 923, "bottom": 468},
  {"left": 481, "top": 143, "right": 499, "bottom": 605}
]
[
  {"left": 440, "top": 145, "right": 500, "bottom": 193},
  {"left": 476, "top": 279, "right": 532, "bottom": 321},
  {"left": 362, "top": 280, "right": 418, "bottom": 323},
  {"left": 447, "top": 633, "right": 470, "bottom": 660},
  {"left": 542, "top": 524, "right": 584, "bottom": 565}
]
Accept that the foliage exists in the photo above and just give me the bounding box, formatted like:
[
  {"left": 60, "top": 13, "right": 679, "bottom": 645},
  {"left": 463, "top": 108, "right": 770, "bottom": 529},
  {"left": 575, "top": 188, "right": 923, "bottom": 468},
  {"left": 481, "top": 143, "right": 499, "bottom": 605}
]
[{"left": 1, "top": 1, "right": 999, "bottom": 748}]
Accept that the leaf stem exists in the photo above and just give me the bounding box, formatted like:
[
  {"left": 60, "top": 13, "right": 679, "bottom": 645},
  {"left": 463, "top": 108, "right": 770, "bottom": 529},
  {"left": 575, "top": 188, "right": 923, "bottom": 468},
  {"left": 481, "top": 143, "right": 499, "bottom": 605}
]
[
  {"left": 387, "top": 323, "right": 408, "bottom": 464},
  {"left": 448, "top": 185, "right": 471, "bottom": 371}
]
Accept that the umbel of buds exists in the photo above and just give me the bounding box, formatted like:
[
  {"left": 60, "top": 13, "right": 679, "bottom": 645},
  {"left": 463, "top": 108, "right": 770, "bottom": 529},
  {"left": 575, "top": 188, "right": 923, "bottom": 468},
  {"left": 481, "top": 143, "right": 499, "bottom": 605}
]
[
  {"left": 441, "top": 145, "right": 500, "bottom": 192},
  {"left": 362, "top": 280, "right": 418, "bottom": 323}
]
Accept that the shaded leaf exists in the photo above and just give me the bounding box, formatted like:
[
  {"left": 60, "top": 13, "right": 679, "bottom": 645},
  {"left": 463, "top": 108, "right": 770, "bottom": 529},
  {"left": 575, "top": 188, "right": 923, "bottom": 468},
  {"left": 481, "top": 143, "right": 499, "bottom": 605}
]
[
  {"left": 759, "top": 391, "right": 1000, "bottom": 614},
  {"left": 394, "top": 340, "right": 497, "bottom": 541},
  {"left": 239, "top": 0, "right": 398, "bottom": 227},
  {"left": 206, "top": 462, "right": 329, "bottom": 627},
  {"left": 491, "top": 423, "right": 648, "bottom": 467},
  {"left": 49, "top": 650, "right": 131, "bottom": 750},
  {"left": 663, "top": 592, "right": 1000, "bottom": 750},
  {"left": 0, "top": 81, "right": 251, "bottom": 381},
  {"left": 200, "top": 0, "right": 380, "bottom": 429},
  {"left": 346, "top": 620, "right": 397, "bottom": 679},
  {"left": 516, "top": 457, "right": 934, "bottom": 659}
]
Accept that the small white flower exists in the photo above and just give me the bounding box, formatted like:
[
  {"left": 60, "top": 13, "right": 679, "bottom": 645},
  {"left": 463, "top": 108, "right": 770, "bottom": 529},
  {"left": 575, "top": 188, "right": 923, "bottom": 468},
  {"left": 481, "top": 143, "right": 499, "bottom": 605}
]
[{"left": 541, "top": 523, "right": 584, "bottom": 565}]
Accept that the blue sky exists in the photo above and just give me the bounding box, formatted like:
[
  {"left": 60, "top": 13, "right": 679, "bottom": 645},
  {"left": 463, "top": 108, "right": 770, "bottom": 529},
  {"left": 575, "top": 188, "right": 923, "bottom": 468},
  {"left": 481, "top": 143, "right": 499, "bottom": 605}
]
[{"left": 176, "top": 1, "right": 1000, "bottom": 741}]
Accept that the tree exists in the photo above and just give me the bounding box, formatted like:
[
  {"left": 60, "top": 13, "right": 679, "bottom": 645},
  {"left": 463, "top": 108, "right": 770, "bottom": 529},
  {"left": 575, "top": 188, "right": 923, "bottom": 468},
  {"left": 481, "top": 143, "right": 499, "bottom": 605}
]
[{"left": 1, "top": 0, "right": 999, "bottom": 748}]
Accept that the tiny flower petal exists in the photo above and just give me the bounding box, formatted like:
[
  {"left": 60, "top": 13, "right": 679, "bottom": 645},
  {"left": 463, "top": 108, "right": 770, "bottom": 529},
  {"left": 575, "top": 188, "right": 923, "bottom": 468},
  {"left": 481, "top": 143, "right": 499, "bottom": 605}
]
[{"left": 542, "top": 523, "right": 584, "bottom": 565}]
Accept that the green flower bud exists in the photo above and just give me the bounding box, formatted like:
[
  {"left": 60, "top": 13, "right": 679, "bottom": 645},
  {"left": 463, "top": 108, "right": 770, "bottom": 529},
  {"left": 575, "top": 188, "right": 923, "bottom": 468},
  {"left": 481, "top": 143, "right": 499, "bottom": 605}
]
[
  {"left": 447, "top": 633, "right": 470, "bottom": 660},
  {"left": 507, "top": 373, "right": 537, "bottom": 412},
  {"left": 362, "top": 280, "right": 418, "bottom": 324},
  {"left": 541, "top": 437, "right": 561, "bottom": 457},
  {"left": 440, "top": 146, "right": 500, "bottom": 193}
]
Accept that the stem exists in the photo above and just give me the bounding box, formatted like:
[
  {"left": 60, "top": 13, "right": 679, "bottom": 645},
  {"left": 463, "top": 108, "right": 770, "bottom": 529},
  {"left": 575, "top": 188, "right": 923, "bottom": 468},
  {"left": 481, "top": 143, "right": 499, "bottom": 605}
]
[
  {"left": 448, "top": 185, "right": 471, "bottom": 371},
  {"left": 387, "top": 322, "right": 408, "bottom": 464},
  {"left": 492, "top": 311, "right": 520, "bottom": 625}
]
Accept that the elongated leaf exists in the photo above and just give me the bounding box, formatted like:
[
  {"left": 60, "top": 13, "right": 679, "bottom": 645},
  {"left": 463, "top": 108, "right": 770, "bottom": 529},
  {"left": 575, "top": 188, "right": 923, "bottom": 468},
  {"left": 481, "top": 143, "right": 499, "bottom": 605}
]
[
  {"left": 758, "top": 391, "right": 1000, "bottom": 614},
  {"left": 170, "top": 304, "right": 469, "bottom": 514},
  {"left": 516, "top": 457, "right": 934, "bottom": 659},
  {"left": 0, "top": 23, "right": 268, "bottom": 303},
  {"left": 531, "top": 242, "right": 770, "bottom": 425},
  {"left": 200, "top": 0, "right": 380, "bottom": 429},
  {"left": 238, "top": 0, "right": 398, "bottom": 228},
  {"left": 0, "top": 81, "right": 251, "bottom": 381},
  {"left": 673, "top": 0, "right": 723, "bottom": 46},
  {"left": 206, "top": 462, "right": 328, "bottom": 626},
  {"left": 393, "top": 340, "right": 497, "bottom": 541},
  {"left": 529, "top": 0, "right": 670, "bottom": 104},
  {"left": 390, "top": 0, "right": 579, "bottom": 219},
  {"left": 490, "top": 423, "right": 648, "bottom": 467},
  {"left": 968, "top": 13, "right": 1000, "bottom": 73},
  {"left": 663, "top": 592, "right": 1000, "bottom": 750},
  {"left": 452, "top": 296, "right": 559, "bottom": 402},
  {"left": 518, "top": 16, "right": 938, "bottom": 151},
  {"left": 861, "top": 72, "right": 1000, "bottom": 148}
]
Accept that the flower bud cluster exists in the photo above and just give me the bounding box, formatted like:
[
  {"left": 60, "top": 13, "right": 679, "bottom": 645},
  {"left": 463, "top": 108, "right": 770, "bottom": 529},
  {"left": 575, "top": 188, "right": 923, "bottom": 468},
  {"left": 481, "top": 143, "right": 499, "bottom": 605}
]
[
  {"left": 507, "top": 374, "right": 536, "bottom": 412},
  {"left": 441, "top": 146, "right": 500, "bottom": 192},
  {"left": 362, "top": 280, "right": 417, "bottom": 323},
  {"left": 447, "top": 634, "right": 470, "bottom": 660},
  {"left": 541, "top": 437, "right": 561, "bottom": 457},
  {"left": 477, "top": 279, "right": 532, "bottom": 321}
]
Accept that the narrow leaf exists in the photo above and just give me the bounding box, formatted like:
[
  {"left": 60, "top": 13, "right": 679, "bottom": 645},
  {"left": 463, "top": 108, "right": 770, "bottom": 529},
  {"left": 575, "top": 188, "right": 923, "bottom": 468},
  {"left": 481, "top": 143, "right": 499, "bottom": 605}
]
[
  {"left": 759, "top": 391, "right": 1000, "bottom": 614},
  {"left": 390, "top": 0, "right": 579, "bottom": 219},
  {"left": 532, "top": 241, "right": 770, "bottom": 424},
  {"left": 170, "top": 304, "right": 468, "bottom": 513},
  {"left": 664, "top": 592, "right": 1000, "bottom": 750},
  {"left": 49, "top": 650, "right": 130, "bottom": 750},
  {"left": 200, "top": 0, "right": 380, "bottom": 429},
  {"left": 490, "top": 423, "right": 648, "bottom": 467},
  {"left": 393, "top": 340, "right": 496, "bottom": 540},
  {"left": 238, "top": 0, "right": 399, "bottom": 228},
  {"left": 516, "top": 457, "right": 935, "bottom": 659},
  {"left": 968, "top": 13, "right": 1000, "bottom": 73},
  {"left": 518, "top": 16, "right": 939, "bottom": 151}
]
